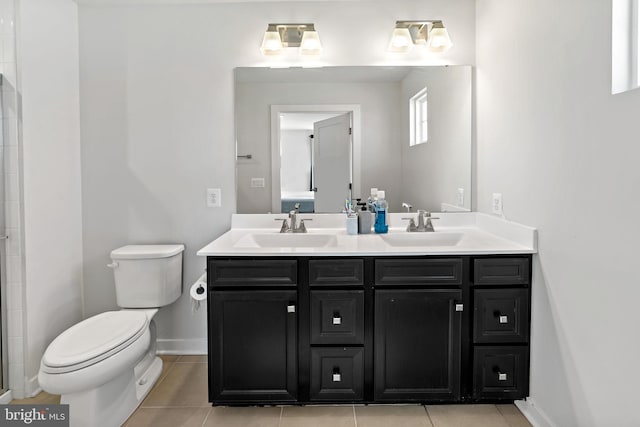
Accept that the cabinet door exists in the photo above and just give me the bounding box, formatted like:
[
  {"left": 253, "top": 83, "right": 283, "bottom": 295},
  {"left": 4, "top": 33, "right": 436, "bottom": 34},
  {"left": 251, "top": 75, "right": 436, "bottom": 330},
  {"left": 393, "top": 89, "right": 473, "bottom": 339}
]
[
  {"left": 209, "top": 290, "right": 297, "bottom": 403},
  {"left": 374, "top": 289, "right": 462, "bottom": 401}
]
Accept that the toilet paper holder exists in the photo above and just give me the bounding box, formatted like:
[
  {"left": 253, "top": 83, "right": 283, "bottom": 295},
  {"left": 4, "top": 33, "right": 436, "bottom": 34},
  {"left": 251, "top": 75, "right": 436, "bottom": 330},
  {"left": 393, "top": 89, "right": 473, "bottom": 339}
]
[{"left": 190, "top": 272, "right": 207, "bottom": 312}]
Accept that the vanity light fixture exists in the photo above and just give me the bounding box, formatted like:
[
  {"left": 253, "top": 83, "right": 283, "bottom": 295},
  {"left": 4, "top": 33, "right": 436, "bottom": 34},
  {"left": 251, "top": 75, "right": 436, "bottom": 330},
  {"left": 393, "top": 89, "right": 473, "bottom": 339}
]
[
  {"left": 260, "top": 23, "right": 322, "bottom": 57},
  {"left": 260, "top": 25, "right": 284, "bottom": 56},
  {"left": 388, "top": 20, "right": 453, "bottom": 53}
]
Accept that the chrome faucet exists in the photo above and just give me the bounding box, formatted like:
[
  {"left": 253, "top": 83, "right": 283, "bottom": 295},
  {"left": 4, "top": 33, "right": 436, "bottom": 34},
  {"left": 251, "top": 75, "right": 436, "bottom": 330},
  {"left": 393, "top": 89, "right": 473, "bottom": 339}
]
[
  {"left": 275, "top": 203, "right": 312, "bottom": 233},
  {"left": 402, "top": 209, "right": 439, "bottom": 232}
]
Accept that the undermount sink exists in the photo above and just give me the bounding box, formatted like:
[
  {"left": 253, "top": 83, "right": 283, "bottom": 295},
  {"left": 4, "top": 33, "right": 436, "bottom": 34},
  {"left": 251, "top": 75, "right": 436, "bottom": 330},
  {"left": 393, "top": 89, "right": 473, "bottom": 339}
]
[
  {"left": 234, "top": 233, "right": 338, "bottom": 249},
  {"left": 380, "top": 232, "right": 463, "bottom": 247}
]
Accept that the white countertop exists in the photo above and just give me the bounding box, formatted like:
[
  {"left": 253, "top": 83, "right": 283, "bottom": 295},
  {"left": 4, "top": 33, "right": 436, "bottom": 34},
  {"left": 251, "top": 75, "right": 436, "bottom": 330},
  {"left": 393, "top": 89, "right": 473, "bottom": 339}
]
[{"left": 197, "top": 212, "right": 537, "bottom": 257}]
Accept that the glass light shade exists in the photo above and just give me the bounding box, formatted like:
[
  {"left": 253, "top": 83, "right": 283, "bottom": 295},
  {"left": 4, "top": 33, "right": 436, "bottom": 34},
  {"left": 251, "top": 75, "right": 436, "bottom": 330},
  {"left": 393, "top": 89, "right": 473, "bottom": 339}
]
[
  {"left": 427, "top": 24, "right": 452, "bottom": 53},
  {"left": 260, "top": 30, "right": 283, "bottom": 56},
  {"left": 299, "top": 30, "right": 322, "bottom": 56},
  {"left": 388, "top": 27, "right": 414, "bottom": 52}
]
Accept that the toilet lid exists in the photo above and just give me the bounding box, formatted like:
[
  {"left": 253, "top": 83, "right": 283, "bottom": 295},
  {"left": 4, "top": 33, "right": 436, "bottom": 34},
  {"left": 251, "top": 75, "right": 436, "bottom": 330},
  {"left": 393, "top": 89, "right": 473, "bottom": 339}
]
[
  {"left": 110, "top": 244, "right": 184, "bottom": 259},
  {"left": 42, "top": 311, "right": 148, "bottom": 370}
]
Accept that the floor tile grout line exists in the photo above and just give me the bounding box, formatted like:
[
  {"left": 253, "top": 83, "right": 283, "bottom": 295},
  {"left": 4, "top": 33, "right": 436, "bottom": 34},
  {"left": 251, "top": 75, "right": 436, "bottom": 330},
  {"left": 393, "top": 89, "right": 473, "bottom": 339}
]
[
  {"left": 173, "top": 360, "right": 207, "bottom": 366},
  {"left": 158, "top": 361, "right": 175, "bottom": 381},
  {"left": 139, "top": 361, "right": 178, "bottom": 408},
  {"left": 156, "top": 360, "right": 177, "bottom": 386},
  {"left": 278, "top": 405, "right": 283, "bottom": 427},
  {"left": 353, "top": 404, "right": 358, "bottom": 427},
  {"left": 142, "top": 361, "right": 209, "bottom": 408},
  {"left": 138, "top": 405, "right": 213, "bottom": 409},
  {"left": 423, "top": 405, "right": 436, "bottom": 427},
  {"left": 496, "top": 403, "right": 532, "bottom": 427},
  {"left": 201, "top": 407, "right": 213, "bottom": 427}
]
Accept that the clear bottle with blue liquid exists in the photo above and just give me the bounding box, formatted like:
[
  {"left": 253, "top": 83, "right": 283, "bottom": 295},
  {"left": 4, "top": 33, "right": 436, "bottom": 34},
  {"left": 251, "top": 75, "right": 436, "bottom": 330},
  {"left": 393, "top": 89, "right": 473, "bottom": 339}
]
[{"left": 374, "top": 190, "right": 388, "bottom": 234}]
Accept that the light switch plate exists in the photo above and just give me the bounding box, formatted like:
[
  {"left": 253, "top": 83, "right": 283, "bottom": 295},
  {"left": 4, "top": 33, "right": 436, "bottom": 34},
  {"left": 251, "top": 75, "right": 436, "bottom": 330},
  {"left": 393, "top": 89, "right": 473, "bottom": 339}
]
[
  {"left": 207, "top": 188, "right": 222, "bottom": 207},
  {"left": 456, "top": 188, "right": 464, "bottom": 206},
  {"left": 251, "top": 178, "right": 265, "bottom": 188}
]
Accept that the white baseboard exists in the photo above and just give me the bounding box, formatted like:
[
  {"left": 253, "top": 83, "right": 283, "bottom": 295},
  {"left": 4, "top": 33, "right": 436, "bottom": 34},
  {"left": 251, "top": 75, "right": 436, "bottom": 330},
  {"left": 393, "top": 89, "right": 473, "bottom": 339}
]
[
  {"left": 0, "top": 390, "right": 13, "bottom": 404},
  {"left": 515, "top": 398, "right": 556, "bottom": 427},
  {"left": 156, "top": 338, "right": 207, "bottom": 355}
]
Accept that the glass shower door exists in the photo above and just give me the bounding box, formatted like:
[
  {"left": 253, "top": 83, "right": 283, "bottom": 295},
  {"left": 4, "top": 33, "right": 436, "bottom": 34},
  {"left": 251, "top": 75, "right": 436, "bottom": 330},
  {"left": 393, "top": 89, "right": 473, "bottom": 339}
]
[{"left": 0, "top": 73, "right": 8, "bottom": 393}]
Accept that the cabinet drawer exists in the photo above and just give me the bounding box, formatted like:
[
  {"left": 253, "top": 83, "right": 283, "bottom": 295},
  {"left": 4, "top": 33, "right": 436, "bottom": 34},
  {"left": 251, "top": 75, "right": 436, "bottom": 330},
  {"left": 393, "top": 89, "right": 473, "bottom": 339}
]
[
  {"left": 473, "top": 258, "right": 529, "bottom": 286},
  {"left": 310, "top": 347, "right": 363, "bottom": 401},
  {"left": 474, "top": 289, "right": 529, "bottom": 343},
  {"left": 375, "top": 258, "right": 463, "bottom": 286},
  {"left": 309, "top": 259, "right": 363, "bottom": 286},
  {"left": 310, "top": 291, "right": 364, "bottom": 345},
  {"left": 473, "top": 346, "right": 529, "bottom": 400},
  {"left": 208, "top": 259, "right": 297, "bottom": 288}
]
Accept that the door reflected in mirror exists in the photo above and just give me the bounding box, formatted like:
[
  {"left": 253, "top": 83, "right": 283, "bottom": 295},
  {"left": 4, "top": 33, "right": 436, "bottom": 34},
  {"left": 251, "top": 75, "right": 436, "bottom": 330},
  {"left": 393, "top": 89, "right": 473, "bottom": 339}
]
[
  {"left": 235, "top": 66, "right": 471, "bottom": 213},
  {"left": 278, "top": 110, "right": 354, "bottom": 214}
]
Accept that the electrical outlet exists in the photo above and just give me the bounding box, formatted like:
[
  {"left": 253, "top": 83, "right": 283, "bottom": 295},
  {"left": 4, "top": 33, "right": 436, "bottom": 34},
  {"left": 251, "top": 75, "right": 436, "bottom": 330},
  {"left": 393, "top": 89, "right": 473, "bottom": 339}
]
[
  {"left": 456, "top": 188, "right": 464, "bottom": 206},
  {"left": 251, "top": 178, "right": 265, "bottom": 188},
  {"left": 207, "top": 188, "right": 222, "bottom": 208},
  {"left": 492, "top": 193, "right": 503, "bottom": 215}
]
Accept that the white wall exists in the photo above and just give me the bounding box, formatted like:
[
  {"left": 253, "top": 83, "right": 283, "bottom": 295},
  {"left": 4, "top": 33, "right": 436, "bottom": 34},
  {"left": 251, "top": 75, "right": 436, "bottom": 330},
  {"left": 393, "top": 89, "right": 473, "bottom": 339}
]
[
  {"left": 18, "top": 0, "right": 84, "bottom": 395},
  {"left": 281, "top": 130, "right": 312, "bottom": 193},
  {"left": 78, "top": 0, "right": 475, "bottom": 353},
  {"left": 400, "top": 66, "right": 472, "bottom": 211},
  {"left": 477, "top": 1, "right": 640, "bottom": 426}
]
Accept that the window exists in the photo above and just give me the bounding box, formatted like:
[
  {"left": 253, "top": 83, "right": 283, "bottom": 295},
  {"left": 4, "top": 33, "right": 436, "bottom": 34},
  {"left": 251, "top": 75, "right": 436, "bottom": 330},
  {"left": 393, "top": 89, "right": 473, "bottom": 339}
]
[
  {"left": 612, "top": 0, "right": 640, "bottom": 93},
  {"left": 410, "top": 87, "right": 428, "bottom": 146}
]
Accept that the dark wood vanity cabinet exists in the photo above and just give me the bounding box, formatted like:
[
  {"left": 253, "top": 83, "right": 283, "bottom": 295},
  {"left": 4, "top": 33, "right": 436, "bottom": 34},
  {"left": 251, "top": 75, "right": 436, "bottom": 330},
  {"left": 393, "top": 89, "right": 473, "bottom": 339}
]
[
  {"left": 472, "top": 257, "right": 531, "bottom": 400},
  {"left": 374, "top": 289, "right": 462, "bottom": 401},
  {"left": 207, "top": 255, "right": 532, "bottom": 405},
  {"left": 208, "top": 259, "right": 298, "bottom": 403},
  {"left": 373, "top": 258, "right": 464, "bottom": 402},
  {"left": 306, "top": 259, "right": 366, "bottom": 402}
]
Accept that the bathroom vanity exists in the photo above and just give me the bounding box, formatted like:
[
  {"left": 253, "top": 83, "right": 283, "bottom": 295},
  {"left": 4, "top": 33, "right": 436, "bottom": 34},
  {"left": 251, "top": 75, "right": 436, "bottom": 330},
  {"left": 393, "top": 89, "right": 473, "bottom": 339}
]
[{"left": 198, "top": 213, "right": 536, "bottom": 405}]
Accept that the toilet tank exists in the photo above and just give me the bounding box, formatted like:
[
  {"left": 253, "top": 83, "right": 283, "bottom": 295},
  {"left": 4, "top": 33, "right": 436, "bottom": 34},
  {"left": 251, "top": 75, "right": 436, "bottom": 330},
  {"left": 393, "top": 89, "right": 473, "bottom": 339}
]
[{"left": 110, "top": 244, "right": 185, "bottom": 308}]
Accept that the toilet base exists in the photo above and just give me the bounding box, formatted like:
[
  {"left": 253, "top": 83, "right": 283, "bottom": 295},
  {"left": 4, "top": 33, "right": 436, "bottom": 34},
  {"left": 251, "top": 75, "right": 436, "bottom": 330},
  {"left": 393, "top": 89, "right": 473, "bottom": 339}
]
[{"left": 62, "top": 356, "right": 162, "bottom": 427}]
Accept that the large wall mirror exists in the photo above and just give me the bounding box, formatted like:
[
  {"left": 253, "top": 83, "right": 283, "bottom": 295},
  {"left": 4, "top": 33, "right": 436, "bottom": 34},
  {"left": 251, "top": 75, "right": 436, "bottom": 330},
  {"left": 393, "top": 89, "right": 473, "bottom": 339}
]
[{"left": 235, "top": 66, "right": 472, "bottom": 214}]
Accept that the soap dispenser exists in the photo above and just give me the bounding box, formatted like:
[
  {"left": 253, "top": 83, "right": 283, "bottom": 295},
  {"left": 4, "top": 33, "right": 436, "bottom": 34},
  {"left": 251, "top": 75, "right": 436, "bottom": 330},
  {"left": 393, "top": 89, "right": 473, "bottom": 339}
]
[
  {"left": 357, "top": 201, "right": 373, "bottom": 234},
  {"left": 374, "top": 190, "right": 388, "bottom": 234}
]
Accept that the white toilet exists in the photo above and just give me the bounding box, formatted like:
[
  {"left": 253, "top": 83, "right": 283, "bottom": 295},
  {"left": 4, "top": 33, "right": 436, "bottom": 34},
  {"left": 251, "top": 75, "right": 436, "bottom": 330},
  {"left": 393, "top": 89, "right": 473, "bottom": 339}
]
[{"left": 38, "top": 244, "right": 185, "bottom": 427}]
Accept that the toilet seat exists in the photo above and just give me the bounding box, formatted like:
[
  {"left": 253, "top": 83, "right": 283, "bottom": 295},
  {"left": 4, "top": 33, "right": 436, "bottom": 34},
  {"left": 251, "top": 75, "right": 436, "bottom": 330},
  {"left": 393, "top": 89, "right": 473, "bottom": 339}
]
[{"left": 41, "top": 311, "right": 149, "bottom": 374}]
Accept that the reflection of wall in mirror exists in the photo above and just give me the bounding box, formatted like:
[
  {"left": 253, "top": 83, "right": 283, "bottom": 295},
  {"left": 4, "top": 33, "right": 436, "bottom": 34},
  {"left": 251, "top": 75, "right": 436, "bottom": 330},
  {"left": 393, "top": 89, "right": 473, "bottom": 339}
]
[
  {"left": 280, "top": 129, "right": 315, "bottom": 213},
  {"left": 236, "top": 80, "right": 401, "bottom": 213},
  {"left": 400, "top": 67, "right": 472, "bottom": 212},
  {"left": 281, "top": 130, "right": 312, "bottom": 193}
]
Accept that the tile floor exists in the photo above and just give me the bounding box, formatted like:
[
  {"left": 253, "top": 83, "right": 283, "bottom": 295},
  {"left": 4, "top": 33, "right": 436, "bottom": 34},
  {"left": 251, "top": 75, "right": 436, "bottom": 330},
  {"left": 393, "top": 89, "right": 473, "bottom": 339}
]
[{"left": 11, "top": 355, "right": 532, "bottom": 427}]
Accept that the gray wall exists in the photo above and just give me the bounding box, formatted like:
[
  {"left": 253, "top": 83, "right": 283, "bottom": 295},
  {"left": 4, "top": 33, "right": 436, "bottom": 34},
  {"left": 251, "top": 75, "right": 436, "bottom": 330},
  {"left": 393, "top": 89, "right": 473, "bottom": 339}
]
[
  {"left": 236, "top": 81, "right": 402, "bottom": 213},
  {"left": 477, "top": 0, "right": 640, "bottom": 425},
  {"left": 400, "top": 66, "right": 472, "bottom": 211}
]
